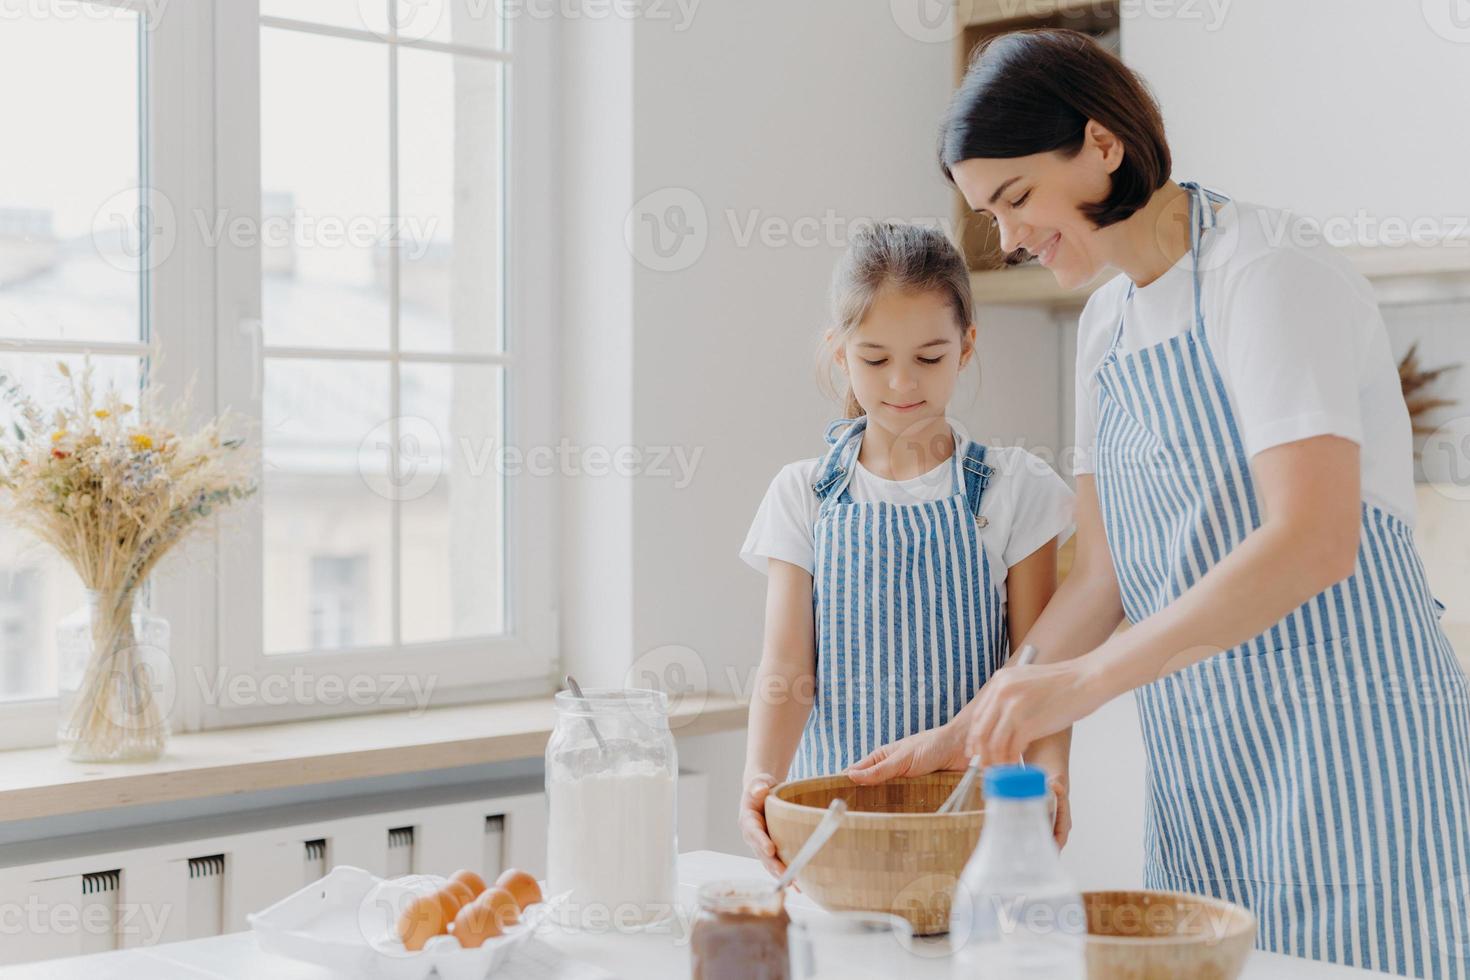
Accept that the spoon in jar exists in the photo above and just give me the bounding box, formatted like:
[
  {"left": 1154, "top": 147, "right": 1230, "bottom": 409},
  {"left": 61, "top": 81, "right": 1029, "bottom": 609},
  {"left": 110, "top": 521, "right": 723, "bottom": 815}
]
[
  {"left": 565, "top": 674, "right": 609, "bottom": 756},
  {"left": 772, "top": 797, "right": 847, "bottom": 893},
  {"left": 937, "top": 644, "right": 1039, "bottom": 814}
]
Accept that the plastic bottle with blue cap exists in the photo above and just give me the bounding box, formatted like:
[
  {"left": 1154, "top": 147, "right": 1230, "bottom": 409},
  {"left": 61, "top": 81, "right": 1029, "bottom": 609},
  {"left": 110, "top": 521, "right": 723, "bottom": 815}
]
[{"left": 950, "top": 764, "right": 1087, "bottom": 978}]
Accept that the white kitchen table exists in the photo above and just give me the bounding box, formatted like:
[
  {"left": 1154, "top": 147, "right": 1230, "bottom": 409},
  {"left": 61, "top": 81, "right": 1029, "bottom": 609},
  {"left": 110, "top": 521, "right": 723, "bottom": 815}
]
[{"left": 0, "top": 851, "right": 1396, "bottom": 979}]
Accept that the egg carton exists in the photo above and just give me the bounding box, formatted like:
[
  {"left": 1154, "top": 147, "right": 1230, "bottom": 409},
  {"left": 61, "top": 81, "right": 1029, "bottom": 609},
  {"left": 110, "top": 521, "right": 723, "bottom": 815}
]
[{"left": 249, "top": 865, "right": 566, "bottom": 980}]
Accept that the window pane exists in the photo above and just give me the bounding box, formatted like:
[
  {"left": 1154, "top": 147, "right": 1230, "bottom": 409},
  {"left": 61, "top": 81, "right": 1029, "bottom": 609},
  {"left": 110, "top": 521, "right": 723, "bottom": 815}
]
[
  {"left": 397, "top": 49, "right": 504, "bottom": 354},
  {"left": 262, "top": 359, "right": 392, "bottom": 653},
  {"left": 0, "top": 6, "right": 142, "bottom": 343},
  {"left": 395, "top": 0, "right": 503, "bottom": 49},
  {"left": 399, "top": 363, "right": 504, "bottom": 643},
  {"left": 261, "top": 27, "right": 390, "bottom": 350},
  {"left": 0, "top": 354, "right": 142, "bottom": 702},
  {"left": 261, "top": 0, "right": 390, "bottom": 36}
]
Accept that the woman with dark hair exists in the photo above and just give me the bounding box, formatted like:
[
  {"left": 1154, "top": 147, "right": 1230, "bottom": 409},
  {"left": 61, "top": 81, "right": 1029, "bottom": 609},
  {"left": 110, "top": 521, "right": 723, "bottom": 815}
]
[{"left": 848, "top": 28, "right": 1470, "bottom": 978}]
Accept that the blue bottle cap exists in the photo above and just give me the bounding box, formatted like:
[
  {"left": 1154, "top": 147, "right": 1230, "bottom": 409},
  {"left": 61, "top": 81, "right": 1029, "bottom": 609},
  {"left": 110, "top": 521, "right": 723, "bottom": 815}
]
[{"left": 983, "top": 764, "right": 1047, "bottom": 800}]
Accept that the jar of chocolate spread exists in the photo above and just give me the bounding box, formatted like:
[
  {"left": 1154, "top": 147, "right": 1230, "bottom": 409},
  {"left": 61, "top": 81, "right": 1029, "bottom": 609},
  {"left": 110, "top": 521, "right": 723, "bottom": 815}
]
[{"left": 690, "top": 879, "right": 790, "bottom": 980}]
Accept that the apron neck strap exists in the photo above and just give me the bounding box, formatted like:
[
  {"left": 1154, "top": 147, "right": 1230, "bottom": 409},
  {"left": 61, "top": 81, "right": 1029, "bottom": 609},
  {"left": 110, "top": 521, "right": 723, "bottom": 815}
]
[
  {"left": 812, "top": 418, "right": 977, "bottom": 508},
  {"left": 1183, "top": 180, "right": 1214, "bottom": 339},
  {"left": 959, "top": 441, "right": 994, "bottom": 519},
  {"left": 812, "top": 415, "right": 867, "bottom": 501},
  {"left": 1107, "top": 182, "right": 1232, "bottom": 353}
]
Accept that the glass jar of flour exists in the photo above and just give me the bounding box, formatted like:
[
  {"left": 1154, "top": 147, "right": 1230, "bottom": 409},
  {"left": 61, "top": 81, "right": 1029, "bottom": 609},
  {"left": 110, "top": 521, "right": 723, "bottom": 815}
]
[{"left": 545, "top": 687, "right": 678, "bottom": 929}]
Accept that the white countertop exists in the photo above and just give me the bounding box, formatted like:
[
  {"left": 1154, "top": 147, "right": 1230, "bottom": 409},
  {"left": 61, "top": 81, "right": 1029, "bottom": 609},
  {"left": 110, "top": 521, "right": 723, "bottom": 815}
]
[{"left": 0, "top": 851, "right": 1395, "bottom": 979}]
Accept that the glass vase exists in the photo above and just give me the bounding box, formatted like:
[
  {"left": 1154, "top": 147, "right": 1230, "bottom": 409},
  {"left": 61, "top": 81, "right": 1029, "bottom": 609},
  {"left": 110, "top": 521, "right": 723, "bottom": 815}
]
[{"left": 56, "top": 589, "right": 173, "bottom": 762}]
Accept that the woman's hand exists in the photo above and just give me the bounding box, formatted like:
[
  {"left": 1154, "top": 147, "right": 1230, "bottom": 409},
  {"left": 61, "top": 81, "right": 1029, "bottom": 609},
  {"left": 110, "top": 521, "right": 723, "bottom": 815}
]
[
  {"left": 965, "top": 659, "right": 1108, "bottom": 765},
  {"left": 846, "top": 712, "right": 972, "bottom": 784},
  {"left": 739, "top": 772, "right": 787, "bottom": 879}
]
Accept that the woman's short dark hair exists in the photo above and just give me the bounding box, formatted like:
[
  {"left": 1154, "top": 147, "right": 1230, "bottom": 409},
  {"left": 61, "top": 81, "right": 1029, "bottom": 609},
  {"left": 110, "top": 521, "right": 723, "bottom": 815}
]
[{"left": 939, "top": 29, "right": 1171, "bottom": 228}]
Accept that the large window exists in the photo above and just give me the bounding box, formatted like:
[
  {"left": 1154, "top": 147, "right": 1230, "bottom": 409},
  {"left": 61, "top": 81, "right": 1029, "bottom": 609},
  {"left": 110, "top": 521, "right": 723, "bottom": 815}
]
[
  {"left": 0, "top": 0, "right": 555, "bottom": 744},
  {"left": 256, "top": 7, "right": 508, "bottom": 655}
]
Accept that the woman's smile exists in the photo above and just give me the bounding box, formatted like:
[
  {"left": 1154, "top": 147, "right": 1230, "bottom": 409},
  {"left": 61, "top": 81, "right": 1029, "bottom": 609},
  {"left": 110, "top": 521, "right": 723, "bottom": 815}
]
[{"left": 1033, "top": 232, "right": 1062, "bottom": 267}]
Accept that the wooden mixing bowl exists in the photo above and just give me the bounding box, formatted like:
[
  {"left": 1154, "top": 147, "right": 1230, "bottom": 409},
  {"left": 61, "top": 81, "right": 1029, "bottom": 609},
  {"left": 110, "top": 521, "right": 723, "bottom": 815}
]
[
  {"left": 1082, "top": 889, "right": 1257, "bottom": 979},
  {"left": 764, "top": 772, "right": 983, "bottom": 936}
]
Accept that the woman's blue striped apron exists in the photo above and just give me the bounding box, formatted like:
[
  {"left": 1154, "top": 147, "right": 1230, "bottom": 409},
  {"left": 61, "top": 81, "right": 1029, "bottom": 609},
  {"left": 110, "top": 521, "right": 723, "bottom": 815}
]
[
  {"left": 789, "top": 416, "right": 1009, "bottom": 779},
  {"left": 1093, "top": 181, "right": 1470, "bottom": 977}
]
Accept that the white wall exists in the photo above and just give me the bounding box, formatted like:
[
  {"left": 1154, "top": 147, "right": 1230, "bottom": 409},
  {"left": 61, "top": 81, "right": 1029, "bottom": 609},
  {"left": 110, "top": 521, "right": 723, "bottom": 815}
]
[
  {"left": 558, "top": 7, "right": 637, "bottom": 687},
  {"left": 559, "top": 2, "right": 1067, "bottom": 855},
  {"left": 1123, "top": 1, "right": 1470, "bottom": 222}
]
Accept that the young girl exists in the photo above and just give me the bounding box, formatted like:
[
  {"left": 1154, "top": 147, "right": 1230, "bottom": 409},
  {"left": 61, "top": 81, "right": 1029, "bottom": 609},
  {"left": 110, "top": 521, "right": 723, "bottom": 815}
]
[{"left": 737, "top": 221, "right": 1075, "bottom": 875}]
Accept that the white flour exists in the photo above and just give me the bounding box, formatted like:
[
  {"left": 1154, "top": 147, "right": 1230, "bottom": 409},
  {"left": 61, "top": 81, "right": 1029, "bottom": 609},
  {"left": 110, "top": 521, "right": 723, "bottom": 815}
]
[{"left": 546, "top": 762, "right": 677, "bottom": 928}]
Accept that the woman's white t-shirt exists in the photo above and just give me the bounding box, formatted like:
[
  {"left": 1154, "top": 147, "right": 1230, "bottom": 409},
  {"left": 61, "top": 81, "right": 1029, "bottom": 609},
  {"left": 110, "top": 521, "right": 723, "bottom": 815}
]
[
  {"left": 740, "top": 435, "right": 1075, "bottom": 606},
  {"left": 1073, "top": 194, "right": 1417, "bottom": 524}
]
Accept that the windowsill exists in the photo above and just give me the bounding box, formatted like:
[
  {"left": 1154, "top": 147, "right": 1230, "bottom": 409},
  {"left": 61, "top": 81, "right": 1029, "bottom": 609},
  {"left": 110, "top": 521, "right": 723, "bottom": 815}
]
[{"left": 0, "top": 693, "right": 748, "bottom": 822}]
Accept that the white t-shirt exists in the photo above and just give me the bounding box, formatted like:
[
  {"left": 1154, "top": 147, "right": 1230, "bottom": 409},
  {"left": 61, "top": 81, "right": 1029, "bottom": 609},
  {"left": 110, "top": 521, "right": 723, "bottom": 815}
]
[
  {"left": 1073, "top": 195, "right": 1417, "bottom": 524},
  {"left": 740, "top": 435, "right": 1075, "bottom": 606}
]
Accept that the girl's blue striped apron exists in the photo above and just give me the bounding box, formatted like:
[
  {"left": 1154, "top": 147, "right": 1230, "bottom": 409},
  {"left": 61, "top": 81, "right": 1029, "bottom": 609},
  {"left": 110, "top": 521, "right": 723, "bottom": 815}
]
[
  {"left": 1093, "top": 181, "right": 1470, "bottom": 977},
  {"left": 789, "top": 415, "right": 1009, "bottom": 779}
]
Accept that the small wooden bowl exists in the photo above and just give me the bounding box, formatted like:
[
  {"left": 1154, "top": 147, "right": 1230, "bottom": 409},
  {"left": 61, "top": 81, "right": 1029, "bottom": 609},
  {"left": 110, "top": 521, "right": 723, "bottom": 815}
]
[
  {"left": 764, "top": 772, "right": 982, "bottom": 936},
  {"left": 1083, "top": 889, "right": 1257, "bottom": 979}
]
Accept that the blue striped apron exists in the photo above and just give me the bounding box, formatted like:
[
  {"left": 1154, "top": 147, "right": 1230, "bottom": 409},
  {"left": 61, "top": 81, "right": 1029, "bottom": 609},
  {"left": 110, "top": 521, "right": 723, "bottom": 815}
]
[
  {"left": 790, "top": 416, "right": 1009, "bottom": 780},
  {"left": 1093, "top": 181, "right": 1470, "bottom": 977}
]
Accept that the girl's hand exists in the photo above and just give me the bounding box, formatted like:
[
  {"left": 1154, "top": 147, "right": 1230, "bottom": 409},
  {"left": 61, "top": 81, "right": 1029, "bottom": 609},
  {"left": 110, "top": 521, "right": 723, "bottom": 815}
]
[
  {"left": 1025, "top": 740, "right": 1074, "bottom": 850},
  {"left": 1046, "top": 770, "right": 1072, "bottom": 849},
  {"left": 846, "top": 713, "right": 971, "bottom": 784},
  {"left": 964, "top": 659, "right": 1106, "bottom": 765},
  {"left": 739, "top": 772, "right": 787, "bottom": 879}
]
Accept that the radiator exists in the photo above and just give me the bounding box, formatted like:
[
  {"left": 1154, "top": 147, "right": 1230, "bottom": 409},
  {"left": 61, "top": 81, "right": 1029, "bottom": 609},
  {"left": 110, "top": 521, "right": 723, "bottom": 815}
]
[
  {"left": 78, "top": 869, "right": 120, "bottom": 955},
  {"left": 0, "top": 770, "right": 709, "bottom": 966},
  {"left": 185, "top": 855, "right": 226, "bottom": 941}
]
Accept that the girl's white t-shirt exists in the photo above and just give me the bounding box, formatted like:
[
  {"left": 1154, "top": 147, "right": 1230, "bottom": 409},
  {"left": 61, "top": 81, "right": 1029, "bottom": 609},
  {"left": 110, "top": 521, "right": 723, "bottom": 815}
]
[
  {"left": 740, "top": 436, "right": 1075, "bottom": 606},
  {"left": 1073, "top": 194, "right": 1417, "bottom": 524}
]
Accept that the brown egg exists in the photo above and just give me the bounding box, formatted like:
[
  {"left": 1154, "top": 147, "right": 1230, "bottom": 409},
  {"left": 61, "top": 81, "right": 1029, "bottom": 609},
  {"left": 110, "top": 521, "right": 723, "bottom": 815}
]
[
  {"left": 495, "top": 868, "right": 543, "bottom": 910},
  {"left": 396, "top": 893, "right": 447, "bottom": 951},
  {"left": 477, "top": 886, "right": 521, "bottom": 929},
  {"left": 449, "top": 869, "right": 488, "bottom": 899},
  {"left": 451, "top": 898, "right": 503, "bottom": 948},
  {"left": 432, "top": 880, "right": 476, "bottom": 922}
]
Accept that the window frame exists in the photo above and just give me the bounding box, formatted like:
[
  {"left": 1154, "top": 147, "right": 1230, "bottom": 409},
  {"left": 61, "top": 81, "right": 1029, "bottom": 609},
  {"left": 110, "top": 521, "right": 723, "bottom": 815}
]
[
  {"left": 0, "top": 0, "right": 559, "bottom": 746},
  {"left": 208, "top": 0, "right": 558, "bottom": 728}
]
